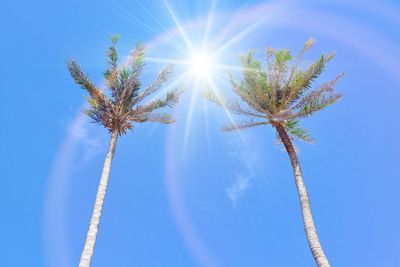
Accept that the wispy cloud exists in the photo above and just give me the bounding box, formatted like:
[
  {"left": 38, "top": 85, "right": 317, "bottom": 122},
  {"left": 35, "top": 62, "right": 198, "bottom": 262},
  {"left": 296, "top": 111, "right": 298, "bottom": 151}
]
[
  {"left": 225, "top": 133, "right": 262, "bottom": 206},
  {"left": 226, "top": 175, "right": 250, "bottom": 206},
  {"left": 67, "top": 114, "right": 106, "bottom": 162}
]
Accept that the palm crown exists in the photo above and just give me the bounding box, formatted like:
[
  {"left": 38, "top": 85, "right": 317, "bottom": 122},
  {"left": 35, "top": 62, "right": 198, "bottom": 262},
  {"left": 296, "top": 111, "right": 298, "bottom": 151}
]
[
  {"left": 67, "top": 35, "right": 183, "bottom": 135},
  {"left": 206, "top": 38, "right": 342, "bottom": 143}
]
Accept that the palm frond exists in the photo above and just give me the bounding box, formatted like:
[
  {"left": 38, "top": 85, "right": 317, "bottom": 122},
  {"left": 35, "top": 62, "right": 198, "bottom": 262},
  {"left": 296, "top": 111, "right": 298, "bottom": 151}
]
[
  {"left": 83, "top": 96, "right": 113, "bottom": 125},
  {"left": 134, "top": 88, "right": 184, "bottom": 115},
  {"left": 203, "top": 89, "right": 266, "bottom": 118},
  {"left": 66, "top": 60, "right": 107, "bottom": 101},
  {"left": 115, "top": 68, "right": 139, "bottom": 111},
  {"left": 230, "top": 78, "right": 266, "bottom": 114},
  {"left": 132, "top": 112, "right": 175, "bottom": 124},
  {"left": 271, "top": 49, "right": 292, "bottom": 104},
  {"left": 274, "top": 49, "right": 292, "bottom": 67},
  {"left": 280, "top": 38, "right": 316, "bottom": 106},
  {"left": 240, "top": 51, "right": 266, "bottom": 88},
  {"left": 282, "top": 52, "right": 335, "bottom": 109},
  {"left": 222, "top": 120, "right": 268, "bottom": 132},
  {"left": 112, "top": 45, "right": 146, "bottom": 105},
  {"left": 292, "top": 92, "right": 342, "bottom": 119},
  {"left": 240, "top": 51, "right": 263, "bottom": 89},
  {"left": 104, "top": 34, "right": 120, "bottom": 93},
  {"left": 83, "top": 108, "right": 102, "bottom": 124},
  {"left": 133, "top": 64, "right": 174, "bottom": 106},
  {"left": 284, "top": 120, "right": 314, "bottom": 143},
  {"left": 127, "top": 44, "right": 145, "bottom": 81},
  {"left": 291, "top": 73, "right": 343, "bottom": 118},
  {"left": 231, "top": 66, "right": 275, "bottom": 116}
]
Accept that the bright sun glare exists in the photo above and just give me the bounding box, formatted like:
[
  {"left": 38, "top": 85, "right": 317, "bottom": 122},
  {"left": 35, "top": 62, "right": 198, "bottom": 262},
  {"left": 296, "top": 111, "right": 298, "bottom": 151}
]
[
  {"left": 142, "top": 0, "right": 264, "bottom": 148},
  {"left": 188, "top": 51, "right": 216, "bottom": 80}
]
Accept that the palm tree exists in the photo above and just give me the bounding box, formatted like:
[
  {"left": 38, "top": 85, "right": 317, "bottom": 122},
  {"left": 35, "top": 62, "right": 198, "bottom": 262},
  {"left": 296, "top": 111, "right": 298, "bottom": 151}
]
[
  {"left": 67, "top": 35, "right": 183, "bottom": 267},
  {"left": 205, "top": 38, "right": 342, "bottom": 267}
]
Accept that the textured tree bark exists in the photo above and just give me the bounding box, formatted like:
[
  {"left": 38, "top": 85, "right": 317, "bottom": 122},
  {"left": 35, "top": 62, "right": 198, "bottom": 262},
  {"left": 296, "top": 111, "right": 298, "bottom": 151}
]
[
  {"left": 275, "top": 124, "right": 330, "bottom": 267},
  {"left": 79, "top": 131, "right": 118, "bottom": 267}
]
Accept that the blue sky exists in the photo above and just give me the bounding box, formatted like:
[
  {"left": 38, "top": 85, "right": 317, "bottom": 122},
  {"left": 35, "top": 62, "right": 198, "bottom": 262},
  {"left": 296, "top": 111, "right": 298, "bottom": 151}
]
[{"left": 1, "top": 0, "right": 400, "bottom": 266}]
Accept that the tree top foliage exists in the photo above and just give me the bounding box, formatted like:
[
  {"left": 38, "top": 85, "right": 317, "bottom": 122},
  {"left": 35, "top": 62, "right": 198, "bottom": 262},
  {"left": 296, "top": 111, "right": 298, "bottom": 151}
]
[
  {"left": 67, "top": 35, "right": 183, "bottom": 135},
  {"left": 204, "top": 38, "right": 343, "bottom": 143}
]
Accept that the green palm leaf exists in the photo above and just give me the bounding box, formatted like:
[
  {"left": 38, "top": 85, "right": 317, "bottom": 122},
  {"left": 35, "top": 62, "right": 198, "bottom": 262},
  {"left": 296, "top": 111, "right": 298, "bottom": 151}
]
[{"left": 284, "top": 120, "right": 314, "bottom": 143}]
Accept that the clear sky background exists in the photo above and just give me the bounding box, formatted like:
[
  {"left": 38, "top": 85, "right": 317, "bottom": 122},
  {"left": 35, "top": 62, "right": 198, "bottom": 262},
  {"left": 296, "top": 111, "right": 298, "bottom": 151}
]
[{"left": 1, "top": 0, "right": 400, "bottom": 266}]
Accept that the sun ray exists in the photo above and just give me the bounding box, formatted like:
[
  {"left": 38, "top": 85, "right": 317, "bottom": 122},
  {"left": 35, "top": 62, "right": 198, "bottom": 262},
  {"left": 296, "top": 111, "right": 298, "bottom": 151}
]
[
  {"left": 213, "top": 1, "right": 291, "bottom": 56},
  {"left": 182, "top": 81, "right": 200, "bottom": 153},
  {"left": 102, "top": 0, "right": 160, "bottom": 36},
  {"left": 164, "top": 0, "right": 196, "bottom": 54},
  {"left": 145, "top": 56, "right": 189, "bottom": 65},
  {"left": 214, "top": 63, "right": 246, "bottom": 72},
  {"left": 213, "top": 19, "right": 267, "bottom": 56},
  {"left": 204, "top": 76, "right": 250, "bottom": 148},
  {"left": 145, "top": 71, "right": 189, "bottom": 102},
  {"left": 201, "top": 91, "right": 212, "bottom": 158},
  {"left": 129, "top": 0, "right": 169, "bottom": 33},
  {"left": 202, "top": 0, "right": 217, "bottom": 50}
]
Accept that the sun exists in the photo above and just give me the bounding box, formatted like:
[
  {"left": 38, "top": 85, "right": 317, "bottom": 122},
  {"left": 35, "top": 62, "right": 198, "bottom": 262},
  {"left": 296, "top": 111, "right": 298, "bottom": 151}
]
[{"left": 187, "top": 50, "right": 216, "bottom": 80}]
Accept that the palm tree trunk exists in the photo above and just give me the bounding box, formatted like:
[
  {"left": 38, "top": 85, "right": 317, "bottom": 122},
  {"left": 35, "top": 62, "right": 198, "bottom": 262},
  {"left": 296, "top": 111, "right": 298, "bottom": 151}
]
[
  {"left": 79, "top": 131, "right": 118, "bottom": 267},
  {"left": 275, "top": 124, "right": 330, "bottom": 267}
]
